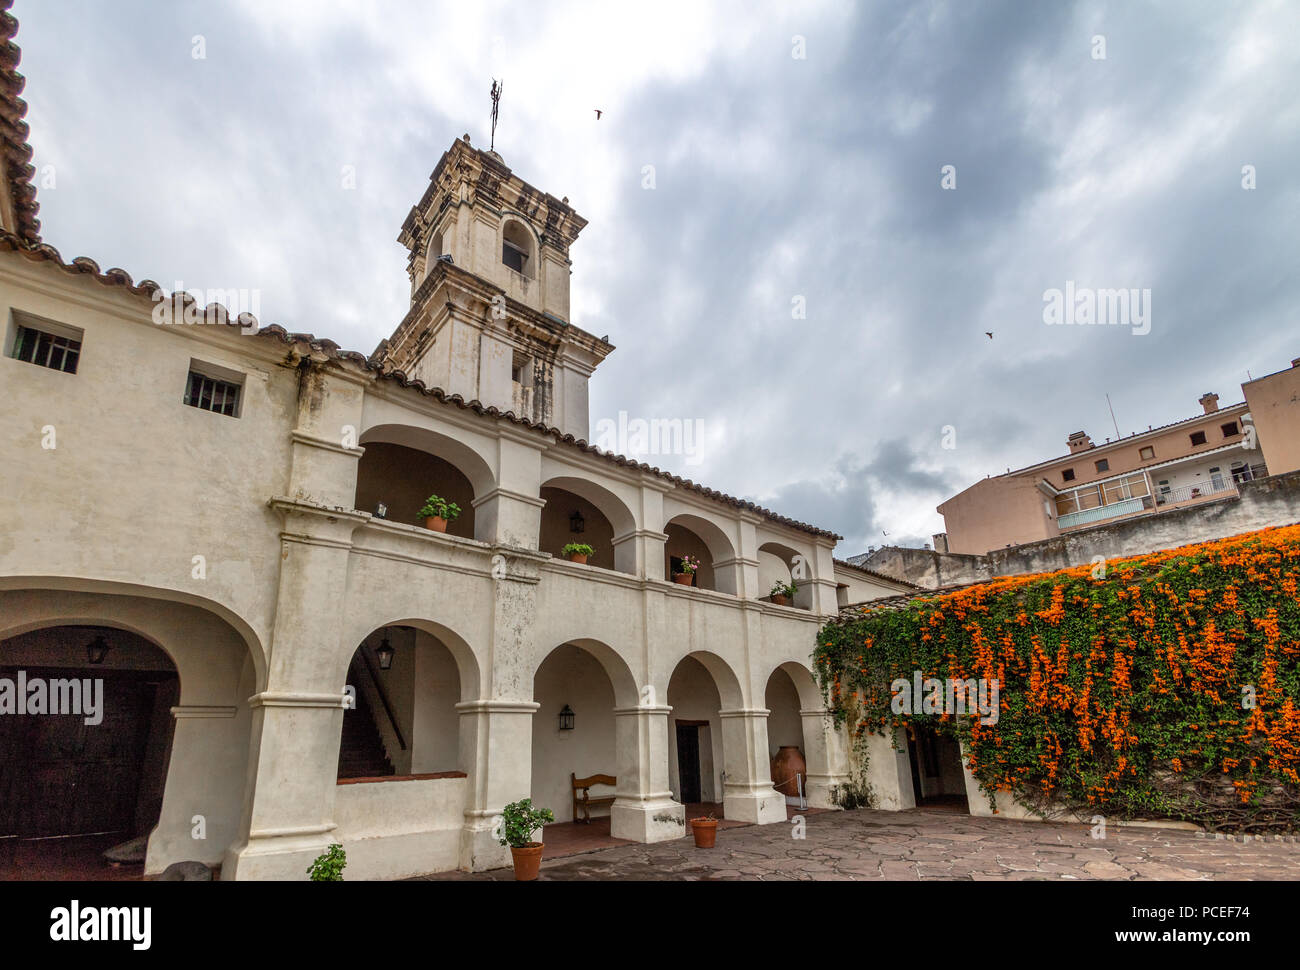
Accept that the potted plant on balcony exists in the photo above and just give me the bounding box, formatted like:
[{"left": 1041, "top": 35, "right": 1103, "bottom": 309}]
[
  {"left": 497, "top": 797, "right": 555, "bottom": 881},
  {"left": 689, "top": 812, "right": 718, "bottom": 848},
  {"left": 674, "top": 554, "right": 701, "bottom": 586},
  {"left": 418, "top": 494, "right": 461, "bottom": 533},
  {"left": 562, "top": 542, "right": 594, "bottom": 565},
  {"left": 770, "top": 579, "right": 797, "bottom": 606}
]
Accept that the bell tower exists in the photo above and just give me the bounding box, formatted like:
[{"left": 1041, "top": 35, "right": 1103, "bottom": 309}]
[{"left": 378, "top": 134, "right": 613, "bottom": 438}]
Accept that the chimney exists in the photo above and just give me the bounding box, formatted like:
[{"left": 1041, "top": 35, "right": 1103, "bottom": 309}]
[
  {"left": 1067, "top": 431, "right": 1094, "bottom": 453},
  {"left": 1291, "top": 357, "right": 1300, "bottom": 368},
  {"left": 932, "top": 533, "right": 949, "bottom": 554},
  {"left": 1199, "top": 392, "right": 1219, "bottom": 414}
]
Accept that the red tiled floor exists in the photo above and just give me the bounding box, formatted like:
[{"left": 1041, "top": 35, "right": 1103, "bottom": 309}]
[{"left": 542, "top": 816, "right": 633, "bottom": 858}]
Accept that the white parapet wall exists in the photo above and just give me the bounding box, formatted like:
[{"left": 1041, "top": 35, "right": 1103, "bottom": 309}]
[{"left": 332, "top": 775, "right": 467, "bottom": 879}]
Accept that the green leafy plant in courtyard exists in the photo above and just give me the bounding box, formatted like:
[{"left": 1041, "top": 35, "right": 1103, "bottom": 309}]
[
  {"left": 497, "top": 798, "right": 555, "bottom": 849},
  {"left": 562, "top": 542, "right": 594, "bottom": 558},
  {"left": 307, "top": 843, "right": 347, "bottom": 881}
]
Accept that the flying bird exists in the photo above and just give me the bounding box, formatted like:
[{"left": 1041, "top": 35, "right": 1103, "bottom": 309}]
[
  {"left": 594, "top": 109, "right": 602, "bottom": 120},
  {"left": 985, "top": 331, "right": 994, "bottom": 339}
]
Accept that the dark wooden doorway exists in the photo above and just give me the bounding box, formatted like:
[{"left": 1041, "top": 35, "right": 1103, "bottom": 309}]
[
  {"left": 0, "top": 665, "right": 178, "bottom": 840},
  {"left": 676, "top": 723, "right": 702, "bottom": 803}
]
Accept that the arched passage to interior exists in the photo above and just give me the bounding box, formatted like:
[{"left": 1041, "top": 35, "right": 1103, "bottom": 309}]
[
  {"left": 0, "top": 584, "right": 262, "bottom": 879},
  {"left": 663, "top": 513, "right": 737, "bottom": 593},
  {"left": 539, "top": 476, "right": 637, "bottom": 574},
  {"left": 355, "top": 424, "right": 497, "bottom": 541},
  {"left": 0, "top": 625, "right": 177, "bottom": 878},
  {"left": 766, "top": 661, "right": 832, "bottom": 805},
  {"left": 666, "top": 651, "right": 745, "bottom": 814},
  {"left": 530, "top": 640, "right": 638, "bottom": 832},
  {"left": 336, "top": 620, "right": 477, "bottom": 780}
]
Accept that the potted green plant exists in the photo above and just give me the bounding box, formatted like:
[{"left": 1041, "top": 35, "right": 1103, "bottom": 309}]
[
  {"left": 306, "top": 843, "right": 346, "bottom": 881},
  {"left": 562, "top": 542, "right": 594, "bottom": 565},
  {"left": 418, "top": 494, "right": 461, "bottom": 533},
  {"left": 689, "top": 812, "right": 718, "bottom": 848},
  {"left": 770, "top": 579, "right": 796, "bottom": 606},
  {"left": 497, "top": 797, "right": 555, "bottom": 881},
  {"left": 674, "top": 554, "right": 701, "bottom": 586}
]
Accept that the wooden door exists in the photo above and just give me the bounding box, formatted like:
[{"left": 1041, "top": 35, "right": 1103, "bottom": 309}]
[
  {"left": 0, "top": 668, "right": 163, "bottom": 839},
  {"left": 676, "top": 723, "right": 701, "bottom": 803}
]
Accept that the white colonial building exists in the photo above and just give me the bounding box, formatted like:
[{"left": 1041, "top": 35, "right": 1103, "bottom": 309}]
[{"left": 0, "top": 10, "right": 917, "bottom": 879}]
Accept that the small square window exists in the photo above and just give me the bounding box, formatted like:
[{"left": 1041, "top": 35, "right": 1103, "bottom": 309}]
[
  {"left": 1139, "top": 446, "right": 1155, "bottom": 460},
  {"left": 1094, "top": 459, "right": 1109, "bottom": 473},
  {"left": 184, "top": 361, "right": 243, "bottom": 417},
  {"left": 1220, "top": 422, "right": 1239, "bottom": 438},
  {"left": 1062, "top": 468, "right": 1076, "bottom": 482},
  {"left": 8, "top": 314, "right": 83, "bottom": 374},
  {"left": 1190, "top": 431, "right": 1207, "bottom": 446}
]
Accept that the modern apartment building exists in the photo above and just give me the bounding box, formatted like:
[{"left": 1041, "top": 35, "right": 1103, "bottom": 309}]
[{"left": 937, "top": 359, "right": 1300, "bottom": 555}]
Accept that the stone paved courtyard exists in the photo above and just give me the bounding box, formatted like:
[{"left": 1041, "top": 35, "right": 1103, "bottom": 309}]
[{"left": 431, "top": 808, "right": 1300, "bottom": 881}]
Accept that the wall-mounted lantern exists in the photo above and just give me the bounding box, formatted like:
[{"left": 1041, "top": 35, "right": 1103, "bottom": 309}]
[
  {"left": 375, "top": 502, "right": 388, "bottom": 519},
  {"left": 375, "top": 631, "right": 395, "bottom": 670},
  {"left": 86, "top": 635, "right": 110, "bottom": 665},
  {"left": 569, "top": 510, "right": 585, "bottom": 533},
  {"left": 558, "top": 704, "right": 575, "bottom": 731}
]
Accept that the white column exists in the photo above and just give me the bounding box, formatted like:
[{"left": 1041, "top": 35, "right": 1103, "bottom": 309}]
[
  {"left": 609, "top": 705, "right": 685, "bottom": 842},
  {"left": 798, "top": 707, "right": 851, "bottom": 810},
  {"left": 718, "top": 708, "right": 786, "bottom": 824},
  {"left": 455, "top": 699, "right": 541, "bottom": 870}
]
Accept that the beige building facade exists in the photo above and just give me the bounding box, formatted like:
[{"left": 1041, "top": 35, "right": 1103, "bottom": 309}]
[
  {"left": 937, "top": 369, "right": 1300, "bottom": 556},
  {"left": 0, "top": 10, "right": 918, "bottom": 879}
]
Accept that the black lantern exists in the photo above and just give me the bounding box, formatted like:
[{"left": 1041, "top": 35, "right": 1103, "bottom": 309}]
[
  {"left": 375, "top": 632, "right": 395, "bottom": 670},
  {"left": 86, "top": 635, "right": 110, "bottom": 665},
  {"left": 558, "top": 704, "right": 575, "bottom": 731},
  {"left": 569, "top": 510, "right": 585, "bottom": 533}
]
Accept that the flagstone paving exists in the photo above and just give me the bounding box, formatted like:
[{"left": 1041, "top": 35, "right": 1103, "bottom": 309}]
[{"left": 428, "top": 808, "right": 1300, "bottom": 881}]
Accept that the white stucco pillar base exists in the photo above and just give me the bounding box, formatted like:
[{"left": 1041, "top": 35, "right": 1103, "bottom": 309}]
[
  {"left": 456, "top": 699, "right": 540, "bottom": 871},
  {"left": 718, "top": 708, "right": 786, "bottom": 825},
  {"left": 221, "top": 693, "right": 346, "bottom": 881},
  {"left": 611, "top": 705, "right": 686, "bottom": 843}
]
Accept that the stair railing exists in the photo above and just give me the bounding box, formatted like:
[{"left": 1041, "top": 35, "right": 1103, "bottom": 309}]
[{"left": 356, "top": 650, "right": 407, "bottom": 752}]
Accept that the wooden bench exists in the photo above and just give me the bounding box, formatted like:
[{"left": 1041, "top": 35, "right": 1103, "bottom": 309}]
[{"left": 571, "top": 772, "right": 617, "bottom": 823}]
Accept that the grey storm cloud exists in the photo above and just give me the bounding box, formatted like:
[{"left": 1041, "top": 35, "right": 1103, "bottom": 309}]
[{"left": 15, "top": 0, "right": 1300, "bottom": 556}]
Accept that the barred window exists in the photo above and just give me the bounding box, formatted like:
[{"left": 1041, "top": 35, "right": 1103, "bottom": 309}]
[
  {"left": 185, "top": 370, "right": 241, "bottom": 416},
  {"left": 11, "top": 323, "right": 81, "bottom": 373}
]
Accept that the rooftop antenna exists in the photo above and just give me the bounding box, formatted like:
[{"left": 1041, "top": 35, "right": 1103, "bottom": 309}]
[
  {"left": 1105, "top": 393, "right": 1121, "bottom": 440},
  {"left": 489, "top": 78, "right": 503, "bottom": 152}
]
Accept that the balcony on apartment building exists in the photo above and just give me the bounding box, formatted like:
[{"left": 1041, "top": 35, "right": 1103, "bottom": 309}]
[{"left": 1053, "top": 452, "right": 1268, "bottom": 532}]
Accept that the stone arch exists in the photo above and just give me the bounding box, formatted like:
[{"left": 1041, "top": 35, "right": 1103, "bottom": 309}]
[
  {"left": 540, "top": 474, "right": 639, "bottom": 574},
  {"left": 662, "top": 511, "right": 738, "bottom": 593},
  {"left": 0, "top": 580, "right": 262, "bottom": 875},
  {"left": 530, "top": 638, "right": 639, "bottom": 824},
  {"left": 356, "top": 424, "right": 498, "bottom": 541},
  {"left": 501, "top": 216, "right": 536, "bottom": 278},
  {"left": 336, "top": 614, "right": 481, "bottom": 702}
]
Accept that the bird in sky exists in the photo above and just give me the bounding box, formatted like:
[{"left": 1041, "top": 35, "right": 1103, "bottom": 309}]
[
  {"left": 985, "top": 331, "right": 994, "bottom": 339},
  {"left": 594, "top": 109, "right": 603, "bottom": 120}
]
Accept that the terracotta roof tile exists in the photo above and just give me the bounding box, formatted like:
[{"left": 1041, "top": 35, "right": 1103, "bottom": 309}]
[{"left": 0, "top": 1, "right": 40, "bottom": 242}]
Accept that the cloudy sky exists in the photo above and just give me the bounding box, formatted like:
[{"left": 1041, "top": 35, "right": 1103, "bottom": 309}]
[{"left": 15, "top": 0, "right": 1300, "bottom": 553}]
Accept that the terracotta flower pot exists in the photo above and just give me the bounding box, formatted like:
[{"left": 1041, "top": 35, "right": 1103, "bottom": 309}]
[
  {"left": 510, "top": 842, "right": 544, "bottom": 881},
  {"left": 690, "top": 818, "right": 717, "bottom": 848},
  {"left": 771, "top": 594, "right": 789, "bottom": 606},
  {"left": 770, "top": 745, "right": 808, "bottom": 797},
  {"left": 424, "top": 515, "right": 448, "bottom": 533},
  {"left": 566, "top": 553, "right": 589, "bottom": 565},
  {"left": 674, "top": 573, "right": 694, "bottom": 586}
]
